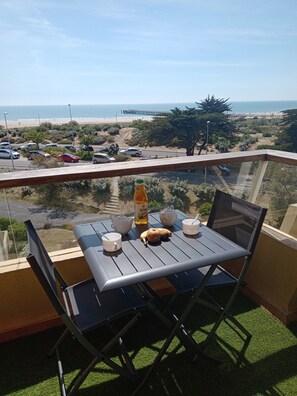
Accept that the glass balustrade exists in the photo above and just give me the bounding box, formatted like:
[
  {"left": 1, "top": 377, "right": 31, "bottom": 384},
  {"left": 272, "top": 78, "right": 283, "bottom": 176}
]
[{"left": 0, "top": 151, "right": 296, "bottom": 261}]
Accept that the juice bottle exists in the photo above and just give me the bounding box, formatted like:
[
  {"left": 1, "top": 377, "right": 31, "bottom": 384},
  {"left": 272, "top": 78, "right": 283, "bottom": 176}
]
[{"left": 134, "top": 179, "right": 148, "bottom": 225}]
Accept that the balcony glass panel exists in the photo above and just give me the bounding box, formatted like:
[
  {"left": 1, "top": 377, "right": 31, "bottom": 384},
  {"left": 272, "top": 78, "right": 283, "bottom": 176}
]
[
  {"left": 256, "top": 162, "right": 297, "bottom": 233},
  {"left": 0, "top": 152, "right": 296, "bottom": 261}
]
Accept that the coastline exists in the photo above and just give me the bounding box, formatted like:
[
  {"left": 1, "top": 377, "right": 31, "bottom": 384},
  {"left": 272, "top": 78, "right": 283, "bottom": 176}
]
[
  {"left": 3, "top": 113, "right": 283, "bottom": 129},
  {"left": 4, "top": 116, "right": 154, "bottom": 129}
]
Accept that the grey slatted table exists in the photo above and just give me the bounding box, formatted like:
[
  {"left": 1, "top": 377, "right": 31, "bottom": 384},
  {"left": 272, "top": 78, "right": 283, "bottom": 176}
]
[
  {"left": 73, "top": 211, "right": 250, "bottom": 292},
  {"left": 73, "top": 211, "right": 250, "bottom": 394}
]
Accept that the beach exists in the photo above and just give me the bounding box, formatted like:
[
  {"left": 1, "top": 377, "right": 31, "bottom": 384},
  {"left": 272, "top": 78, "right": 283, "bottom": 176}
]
[
  {"left": 1, "top": 100, "right": 295, "bottom": 129},
  {"left": 5, "top": 116, "right": 154, "bottom": 129},
  {"left": 4, "top": 113, "right": 284, "bottom": 129}
]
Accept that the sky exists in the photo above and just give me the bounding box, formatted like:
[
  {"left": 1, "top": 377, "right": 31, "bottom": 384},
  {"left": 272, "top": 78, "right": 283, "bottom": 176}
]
[{"left": 1, "top": 0, "right": 297, "bottom": 105}]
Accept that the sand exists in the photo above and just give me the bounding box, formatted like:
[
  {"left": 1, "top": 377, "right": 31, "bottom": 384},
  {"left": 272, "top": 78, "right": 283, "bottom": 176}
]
[{"left": 5, "top": 116, "right": 154, "bottom": 129}]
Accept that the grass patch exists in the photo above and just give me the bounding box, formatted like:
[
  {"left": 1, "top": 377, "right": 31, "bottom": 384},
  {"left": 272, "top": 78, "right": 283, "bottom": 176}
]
[{"left": 0, "top": 290, "right": 296, "bottom": 395}]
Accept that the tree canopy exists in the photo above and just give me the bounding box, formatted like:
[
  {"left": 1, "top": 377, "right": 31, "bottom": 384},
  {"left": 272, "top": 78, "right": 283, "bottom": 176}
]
[
  {"left": 196, "top": 94, "right": 232, "bottom": 114},
  {"left": 26, "top": 130, "right": 44, "bottom": 148},
  {"left": 79, "top": 133, "right": 95, "bottom": 148},
  {"left": 141, "top": 96, "right": 234, "bottom": 156},
  {"left": 276, "top": 109, "right": 297, "bottom": 152}
]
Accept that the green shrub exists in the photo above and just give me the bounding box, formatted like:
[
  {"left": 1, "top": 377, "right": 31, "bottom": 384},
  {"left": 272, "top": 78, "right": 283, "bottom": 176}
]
[
  {"left": 65, "top": 180, "right": 92, "bottom": 191},
  {"left": 115, "top": 153, "right": 129, "bottom": 162},
  {"left": 146, "top": 177, "right": 165, "bottom": 203},
  {"left": 107, "top": 127, "right": 120, "bottom": 136},
  {"left": 149, "top": 200, "right": 163, "bottom": 212},
  {"left": 8, "top": 221, "right": 27, "bottom": 242},
  {"left": 167, "top": 196, "right": 184, "bottom": 210},
  {"left": 199, "top": 202, "right": 212, "bottom": 217},
  {"left": 262, "top": 131, "right": 272, "bottom": 137},
  {"left": 61, "top": 224, "right": 74, "bottom": 231},
  {"left": 94, "top": 136, "right": 107, "bottom": 145},
  {"left": 0, "top": 217, "right": 16, "bottom": 230},
  {"left": 77, "top": 150, "right": 93, "bottom": 161},
  {"left": 92, "top": 179, "right": 111, "bottom": 194},
  {"left": 192, "top": 184, "right": 216, "bottom": 205},
  {"left": 168, "top": 178, "right": 188, "bottom": 199},
  {"left": 118, "top": 176, "right": 135, "bottom": 200},
  {"left": 21, "top": 187, "right": 33, "bottom": 198}
]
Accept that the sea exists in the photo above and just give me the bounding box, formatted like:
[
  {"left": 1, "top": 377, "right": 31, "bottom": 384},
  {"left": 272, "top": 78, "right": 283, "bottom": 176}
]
[{"left": 1, "top": 101, "right": 297, "bottom": 124}]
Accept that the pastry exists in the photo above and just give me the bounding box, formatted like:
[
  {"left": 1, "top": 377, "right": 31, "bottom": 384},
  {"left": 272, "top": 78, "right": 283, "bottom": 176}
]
[{"left": 140, "top": 227, "right": 171, "bottom": 245}]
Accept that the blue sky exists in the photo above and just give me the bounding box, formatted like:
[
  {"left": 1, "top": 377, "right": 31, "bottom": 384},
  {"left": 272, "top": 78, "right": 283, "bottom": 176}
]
[{"left": 1, "top": 0, "right": 296, "bottom": 105}]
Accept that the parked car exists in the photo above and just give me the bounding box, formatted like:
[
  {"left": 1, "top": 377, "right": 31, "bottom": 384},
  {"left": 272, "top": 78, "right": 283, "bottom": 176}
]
[
  {"left": 96, "top": 146, "right": 109, "bottom": 153},
  {"left": 119, "top": 147, "right": 142, "bottom": 157},
  {"left": 0, "top": 148, "right": 20, "bottom": 159},
  {"left": 27, "top": 150, "right": 51, "bottom": 160},
  {"left": 92, "top": 153, "right": 116, "bottom": 164},
  {"left": 43, "top": 143, "right": 58, "bottom": 148},
  {"left": 57, "top": 153, "right": 80, "bottom": 163},
  {"left": 218, "top": 165, "right": 231, "bottom": 176},
  {"left": 81, "top": 145, "right": 94, "bottom": 151},
  {"left": 19, "top": 142, "right": 37, "bottom": 150},
  {"left": 0, "top": 141, "right": 11, "bottom": 147},
  {"left": 63, "top": 145, "right": 76, "bottom": 152}
]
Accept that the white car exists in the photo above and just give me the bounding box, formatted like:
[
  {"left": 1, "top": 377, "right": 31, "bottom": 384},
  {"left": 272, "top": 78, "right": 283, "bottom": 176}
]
[
  {"left": 20, "top": 142, "right": 37, "bottom": 150},
  {"left": 0, "top": 141, "right": 11, "bottom": 147},
  {"left": 0, "top": 148, "right": 20, "bottom": 159},
  {"left": 92, "top": 153, "right": 116, "bottom": 164},
  {"left": 119, "top": 147, "right": 142, "bottom": 157},
  {"left": 43, "top": 143, "right": 58, "bottom": 148}
]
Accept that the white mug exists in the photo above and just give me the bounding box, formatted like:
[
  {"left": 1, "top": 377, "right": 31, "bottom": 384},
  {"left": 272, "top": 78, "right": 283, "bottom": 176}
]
[
  {"left": 182, "top": 219, "right": 200, "bottom": 235},
  {"left": 102, "top": 232, "right": 122, "bottom": 252}
]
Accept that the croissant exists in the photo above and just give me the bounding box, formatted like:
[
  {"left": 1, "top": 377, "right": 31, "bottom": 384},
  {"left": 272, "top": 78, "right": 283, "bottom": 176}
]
[{"left": 140, "top": 228, "right": 171, "bottom": 244}]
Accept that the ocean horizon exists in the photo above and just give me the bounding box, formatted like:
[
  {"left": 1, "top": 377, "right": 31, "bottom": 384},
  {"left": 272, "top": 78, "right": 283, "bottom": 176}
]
[{"left": 1, "top": 100, "right": 297, "bottom": 123}]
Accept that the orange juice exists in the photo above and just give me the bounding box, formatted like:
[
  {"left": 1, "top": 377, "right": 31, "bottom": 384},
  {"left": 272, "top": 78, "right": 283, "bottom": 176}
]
[{"left": 134, "top": 179, "right": 148, "bottom": 225}]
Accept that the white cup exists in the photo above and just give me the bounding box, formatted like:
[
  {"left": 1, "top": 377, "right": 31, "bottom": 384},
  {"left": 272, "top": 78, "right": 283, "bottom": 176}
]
[
  {"left": 102, "top": 232, "right": 122, "bottom": 252},
  {"left": 182, "top": 219, "right": 200, "bottom": 235}
]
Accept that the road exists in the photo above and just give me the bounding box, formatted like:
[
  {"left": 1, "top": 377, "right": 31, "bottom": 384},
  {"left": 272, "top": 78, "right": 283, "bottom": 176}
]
[
  {"left": 0, "top": 198, "right": 105, "bottom": 228},
  {"left": 0, "top": 147, "right": 250, "bottom": 227},
  {"left": 0, "top": 148, "right": 184, "bottom": 170}
]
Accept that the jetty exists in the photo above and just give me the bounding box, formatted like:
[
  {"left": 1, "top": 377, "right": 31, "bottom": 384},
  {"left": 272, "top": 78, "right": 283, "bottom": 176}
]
[{"left": 121, "top": 109, "right": 168, "bottom": 116}]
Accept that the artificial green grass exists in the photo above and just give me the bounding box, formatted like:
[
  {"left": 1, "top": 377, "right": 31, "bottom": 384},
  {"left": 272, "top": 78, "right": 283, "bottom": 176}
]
[{"left": 1, "top": 290, "right": 296, "bottom": 395}]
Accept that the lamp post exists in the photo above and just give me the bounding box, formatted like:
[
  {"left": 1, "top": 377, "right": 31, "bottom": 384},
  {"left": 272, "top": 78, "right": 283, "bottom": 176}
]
[
  {"left": 204, "top": 120, "right": 210, "bottom": 183},
  {"left": 4, "top": 112, "right": 8, "bottom": 131},
  {"left": 68, "top": 104, "right": 72, "bottom": 122},
  {"left": 206, "top": 120, "right": 210, "bottom": 151},
  {"left": 3, "top": 112, "right": 15, "bottom": 170}
]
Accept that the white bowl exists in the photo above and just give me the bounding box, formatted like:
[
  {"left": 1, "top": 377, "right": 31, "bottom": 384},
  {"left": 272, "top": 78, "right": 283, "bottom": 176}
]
[
  {"left": 102, "top": 232, "right": 122, "bottom": 252},
  {"left": 182, "top": 219, "right": 200, "bottom": 235}
]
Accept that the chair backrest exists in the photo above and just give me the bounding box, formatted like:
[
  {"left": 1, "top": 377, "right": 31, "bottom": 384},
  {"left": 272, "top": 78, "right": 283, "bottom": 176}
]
[
  {"left": 25, "top": 220, "right": 67, "bottom": 316},
  {"left": 207, "top": 190, "right": 267, "bottom": 255}
]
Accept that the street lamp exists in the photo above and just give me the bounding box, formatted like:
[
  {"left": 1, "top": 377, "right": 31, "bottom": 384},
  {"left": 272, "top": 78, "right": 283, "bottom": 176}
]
[
  {"left": 4, "top": 112, "right": 8, "bottom": 130},
  {"left": 204, "top": 120, "right": 210, "bottom": 183},
  {"left": 68, "top": 104, "right": 72, "bottom": 122},
  {"left": 206, "top": 120, "right": 210, "bottom": 152},
  {"left": 3, "top": 112, "right": 15, "bottom": 170}
]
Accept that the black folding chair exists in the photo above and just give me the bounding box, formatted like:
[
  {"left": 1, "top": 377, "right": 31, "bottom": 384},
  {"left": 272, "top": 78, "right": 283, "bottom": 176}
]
[
  {"left": 25, "top": 220, "right": 145, "bottom": 396},
  {"left": 166, "top": 190, "right": 267, "bottom": 359}
]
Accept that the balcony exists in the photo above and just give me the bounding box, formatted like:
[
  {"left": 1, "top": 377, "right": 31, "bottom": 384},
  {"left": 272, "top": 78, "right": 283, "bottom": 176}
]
[{"left": 0, "top": 149, "right": 296, "bottom": 394}]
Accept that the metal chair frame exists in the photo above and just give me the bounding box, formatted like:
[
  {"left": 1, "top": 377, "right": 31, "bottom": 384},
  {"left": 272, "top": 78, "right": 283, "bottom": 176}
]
[
  {"left": 25, "top": 220, "right": 145, "bottom": 396},
  {"left": 166, "top": 190, "right": 267, "bottom": 360}
]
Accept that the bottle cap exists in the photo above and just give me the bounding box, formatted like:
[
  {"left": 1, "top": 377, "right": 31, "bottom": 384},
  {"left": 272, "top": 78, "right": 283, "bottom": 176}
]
[{"left": 136, "top": 179, "right": 144, "bottom": 184}]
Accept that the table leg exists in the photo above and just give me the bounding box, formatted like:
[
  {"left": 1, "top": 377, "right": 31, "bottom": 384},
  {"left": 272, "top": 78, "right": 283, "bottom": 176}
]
[{"left": 132, "top": 264, "right": 218, "bottom": 395}]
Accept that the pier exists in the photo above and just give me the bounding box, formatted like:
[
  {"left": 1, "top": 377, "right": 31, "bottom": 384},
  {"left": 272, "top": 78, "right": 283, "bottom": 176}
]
[{"left": 121, "top": 109, "right": 168, "bottom": 116}]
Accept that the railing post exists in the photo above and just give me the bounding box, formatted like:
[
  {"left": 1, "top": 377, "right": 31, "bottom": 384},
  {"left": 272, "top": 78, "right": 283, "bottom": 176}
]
[{"left": 248, "top": 160, "right": 268, "bottom": 203}]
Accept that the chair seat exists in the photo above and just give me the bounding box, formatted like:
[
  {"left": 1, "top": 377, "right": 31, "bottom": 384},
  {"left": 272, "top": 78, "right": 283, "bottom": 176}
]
[
  {"left": 167, "top": 266, "right": 237, "bottom": 295},
  {"left": 66, "top": 279, "right": 145, "bottom": 332}
]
